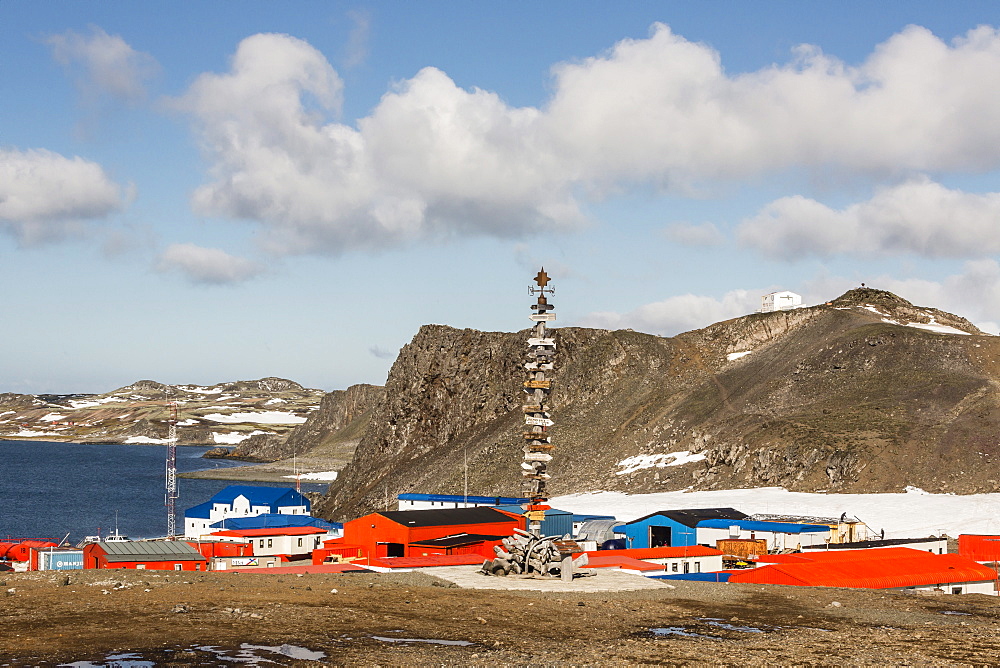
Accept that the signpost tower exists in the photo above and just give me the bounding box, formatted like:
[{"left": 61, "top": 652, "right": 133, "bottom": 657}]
[{"left": 523, "top": 268, "right": 556, "bottom": 536}]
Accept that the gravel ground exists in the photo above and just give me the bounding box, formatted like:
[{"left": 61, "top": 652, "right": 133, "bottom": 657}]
[{"left": 2, "top": 568, "right": 1000, "bottom": 666}]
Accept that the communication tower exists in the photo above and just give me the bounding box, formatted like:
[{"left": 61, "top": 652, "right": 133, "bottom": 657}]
[{"left": 165, "top": 399, "right": 179, "bottom": 538}]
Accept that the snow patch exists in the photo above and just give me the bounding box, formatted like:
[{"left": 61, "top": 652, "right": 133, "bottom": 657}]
[
  {"left": 212, "top": 430, "right": 271, "bottom": 444},
  {"left": 283, "top": 471, "right": 339, "bottom": 481},
  {"left": 176, "top": 419, "right": 199, "bottom": 426},
  {"left": 727, "top": 351, "right": 752, "bottom": 361},
  {"left": 616, "top": 452, "right": 707, "bottom": 475},
  {"left": 40, "top": 413, "right": 67, "bottom": 422},
  {"left": 8, "top": 430, "right": 65, "bottom": 437},
  {"left": 903, "top": 317, "right": 971, "bottom": 336},
  {"left": 203, "top": 411, "right": 307, "bottom": 424},
  {"left": 265, "top": 398, "right": 286, "bottom": 405},
  {"left": 124, "top": 436, "right": 171, "bottom": 444},
  {"left": 178, "top": 386, "right": 223, "bottom": 394},
  {"left": 550, "top": 487, "right": 1000, "bottom": 538}
]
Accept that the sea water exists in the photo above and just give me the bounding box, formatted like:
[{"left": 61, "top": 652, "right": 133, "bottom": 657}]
[{"left": 0, "top": 440, "right": 328, "bottom": 542}]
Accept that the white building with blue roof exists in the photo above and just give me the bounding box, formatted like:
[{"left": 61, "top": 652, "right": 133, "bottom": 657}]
[{"left": 184, "top": 485, "right": 311, "bottom": 538}]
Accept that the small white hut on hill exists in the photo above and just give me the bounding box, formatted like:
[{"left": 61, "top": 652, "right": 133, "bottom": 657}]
[{"left": 760, "top": 291, "right": 802, "bottom": 313}]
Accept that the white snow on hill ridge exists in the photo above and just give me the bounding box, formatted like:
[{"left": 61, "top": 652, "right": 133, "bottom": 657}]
[{"left": 550, "top": 487, "right": 1000, "bottom": 539}]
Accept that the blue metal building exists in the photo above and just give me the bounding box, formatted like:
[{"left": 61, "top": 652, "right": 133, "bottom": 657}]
[{"left": 623, "top": 508, "right": 748, "bottom": 549}]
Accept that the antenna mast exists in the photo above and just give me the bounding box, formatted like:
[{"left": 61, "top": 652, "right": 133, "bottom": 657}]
[{"left": 165, "top": 397, "right": 179, "bottom": 539}]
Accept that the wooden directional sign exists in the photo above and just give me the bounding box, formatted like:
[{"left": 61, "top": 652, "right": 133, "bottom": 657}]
[
  {"left": 527, "top": 337, "right": 556, "bottom": 347},
  {"left": 523, "top": 362, "right": 554, "bottom": 371},
  {"left": 523, "top": 452, "right": 553, "bottom": 462},
  {"left": 524, "top": 443, "right": 556, "bottom": 451},
  {"left": 523, "top": 433, "right": 552, "bottom": 442},
  {"left": 524, "top": 510, "right": 547, "bottom": 521},
  {"left": 523, "top": 380, "right": 551, "bottom": 389},
  {"left": 526, "top": 351, "right": 555, "bottom": 360},
  {"left": 524, "top": 416, "right": 554, "bottom": 427},
  {"left": 522, "top": 405, "right": 546, "bottom": 413},
  {"left": 529, "top": 313, "right": 556, "bottom": 322},
  {"left": 532, "top": 303, "right": 555, "bottom": 311}
]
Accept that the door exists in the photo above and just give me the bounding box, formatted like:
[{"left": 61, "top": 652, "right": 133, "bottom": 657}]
[
  {"left": 387, "top": 543, "right": 405, "bottom": 557},
  {"left": 649, "top": 525, "right": 672, "bottom": 548}
]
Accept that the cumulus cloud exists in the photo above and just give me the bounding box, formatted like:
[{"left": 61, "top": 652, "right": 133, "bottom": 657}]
[
  {"left": 46, "top": 26, "right": 158, "bottom": 105},
  {"left": 663, "top": 222, "right": 726, "bottom": 247},
  {"left": 176, "top": 24, "right": 1000, "bottom": 255},
  {"left": 738, "top": 178, "right": 1000, "bottom": 259},
  {"left": 0, "top": 148, "right": 126, "bottom": 244},
  {"left": 176, "top": 33, "right": 577, "bottom": 255},
  {"left": 156, "top": 243, "right": 265, "bottom": 285},
  {"left": 578, "top": 289, "right": 759, "bottom": 336}
]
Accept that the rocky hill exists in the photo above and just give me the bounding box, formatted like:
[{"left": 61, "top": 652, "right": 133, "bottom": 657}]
[
  {"left": 315, "top": 288, "right": 1000, "bottom": 520},
  {"left": 0, "top": 377, "right": 325, "bottom": 447}
]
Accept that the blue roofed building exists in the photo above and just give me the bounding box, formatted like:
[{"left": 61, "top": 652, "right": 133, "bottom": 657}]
[
  {"left": 493, "top": 505, "right": 574, "bottom": 538},
  {"left": 184, "top": 485, "right": 311, "bottom": 539},
  {"left": 622, "top": 508, "right": 748, "bottom": 549},
  {"left": 696, "top": 519, "right": 831, "bottom": 551},
  {"left": 397, "top": 493, "right": 528, "bottom": 510},
  {"left": 208, "top": 513, "right": 342, "bottom": 537}
]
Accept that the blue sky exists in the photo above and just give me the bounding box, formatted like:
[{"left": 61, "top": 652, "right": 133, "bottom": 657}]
[{"left": 4, "top": 2, "right": 1000, "bottom": 394}]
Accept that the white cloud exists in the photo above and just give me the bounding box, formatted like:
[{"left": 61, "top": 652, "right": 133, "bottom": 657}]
[
  {"left": 663, "top": 221, "right": 726, "bottom": 247},
  {"left": 46, "top": 26, "right": 158, "bottom": 104},
  {"left": 545, "top": 23, "right": 1000, "bottom": 184},
  {"left": 343, "top": 9, "right": 371, "bottom": 68},
  {"left": 176, "top": 33, "right": 578, "bottom": 255},
  {"left": 156, "top": 243, "right": 264, "bottom": 285},
  {"left": 578, "top": 289, "right": 758, "bottom": 336},
  {"left": 0, "top": 148, "right": 126, "bottom": 244},
  {"left": 177, "top": 24, "right": 1000, "bottom": 255},
  {"left": 739, "top": 178, "right": 1000, "bottom": 259}
]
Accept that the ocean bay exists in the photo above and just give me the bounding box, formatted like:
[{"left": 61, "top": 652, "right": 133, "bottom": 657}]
[{"left": 0, "top": 440, "right": 328, "bottom": 542}]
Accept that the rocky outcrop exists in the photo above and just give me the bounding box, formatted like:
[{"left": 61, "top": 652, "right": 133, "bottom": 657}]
[
  {"left": 229, "top": 383, "right": 385, "bottom": 462},
  {"left": 316, "top": 290, "right": 1000, "bottom": 520}
]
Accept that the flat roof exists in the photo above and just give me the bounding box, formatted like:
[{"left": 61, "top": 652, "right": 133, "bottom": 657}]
[
  {"left": 376, "top": 507, "right": 520, "bottom": 528},
  {"left": 94, "top": 540, "right": 207, "bottom": 562}
]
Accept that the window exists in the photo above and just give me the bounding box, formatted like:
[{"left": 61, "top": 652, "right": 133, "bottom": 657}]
[
  {"left": 671, "top": 563, "right": 678, "bottom": 573},
  {"left": 259, "top": 539, "right": 264, "bottom": 548},
  {"left": 174, "top": 564, "right": 183, "bottom": 571},
  {"left": 135, "top": 564, "right": 146, "bottom": 570},
  {"left": 952, "top": 587, "right": 963, "bottom": 595},
  {"left": 297, "top": 537, "right": 303, "bottom": 548},
  {"left": 695, "top": 562, "right": 701, "bottom": 573},
  {"left": 267, "top": 539, "right": 273, "bottom": 548}
]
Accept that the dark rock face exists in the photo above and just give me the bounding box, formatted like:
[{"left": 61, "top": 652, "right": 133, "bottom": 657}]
[
  {"left": 230, "top": 384, "right": 385, "bottom": 462},
  {"left": 202, "top": 447, "right": 232, "bottom": 458},
  {"left": 315, "top": 291, "right": 1000, "bottom": 520}
]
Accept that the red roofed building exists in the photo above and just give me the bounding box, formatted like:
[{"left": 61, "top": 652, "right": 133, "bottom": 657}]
[
  {"left": 339, "top": 507, "right": 524, "bottom": 559},
  {"left": 729, "top": 547, "right": 998, "bottom": 594},
  {"left": 959, "top": 535, "right": 1000, "bottom": 564}
]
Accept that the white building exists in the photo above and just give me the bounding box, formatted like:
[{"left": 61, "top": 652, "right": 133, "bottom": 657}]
[
  {"left": 184, "top": 485, "right": 311, "bottom": 539},
  {"left": 760, "top": 291, "right": 803, "bottom": 313}
]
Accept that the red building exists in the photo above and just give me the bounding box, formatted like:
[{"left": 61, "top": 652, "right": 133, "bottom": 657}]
[
  {"left": 339, "top": 507, "right": 524, "bottom": 559},
  {"left": 729, "top": 547, "right": 998, "bottom": 594},
  {"left": 84, "top": 540, "right": 209, "bottom": 571},
  {"left": 959, "top": 534, "right": 1000, "bottom": 563}
]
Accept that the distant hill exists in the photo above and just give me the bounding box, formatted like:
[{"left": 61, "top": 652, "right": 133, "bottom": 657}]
[
  {"left": 313, "top": 288, "right": 1000, "bottom": 520},
  {"left": 0, "top": 377, "right": 325, "bottom": 448}
]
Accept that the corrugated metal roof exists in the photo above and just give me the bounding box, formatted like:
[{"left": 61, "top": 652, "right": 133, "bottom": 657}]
[
  {"left": 697, "top": 519, "right": 830, "bottom": 534},
  {"left": 729, "top": 548, "right": 998, "bottom": 589},
  {"left": 211, "top": 526, "right": 328, "bottom": 538},
  {"left": 377, "top": 507, "right": 520, "bottom": 528},
  {"left": 96, "top": 541, "right": 207, "bottom": 562}
]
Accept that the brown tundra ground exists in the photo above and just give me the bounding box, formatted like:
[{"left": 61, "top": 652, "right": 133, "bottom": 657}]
[{"left": 2, "top": 567, "right": 1000, "bottom": 666}]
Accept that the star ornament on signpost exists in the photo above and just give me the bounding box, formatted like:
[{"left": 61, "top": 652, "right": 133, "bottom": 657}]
[{"left": 530, "top": 268, "right": 555, "bottom": 297}]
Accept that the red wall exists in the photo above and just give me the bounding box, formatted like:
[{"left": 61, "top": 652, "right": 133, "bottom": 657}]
[
  {"left": 342, "top": 513, "right": 523, "bottom": 559},
  {"left": 83, "top": 544, "right": 207, "bottom": 571},
  {"left": 187, "top": 540, "right": 253, "bottom": 559},
  {"left": 959, "top": 534, "right": 1000, "bottom": 562}
]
